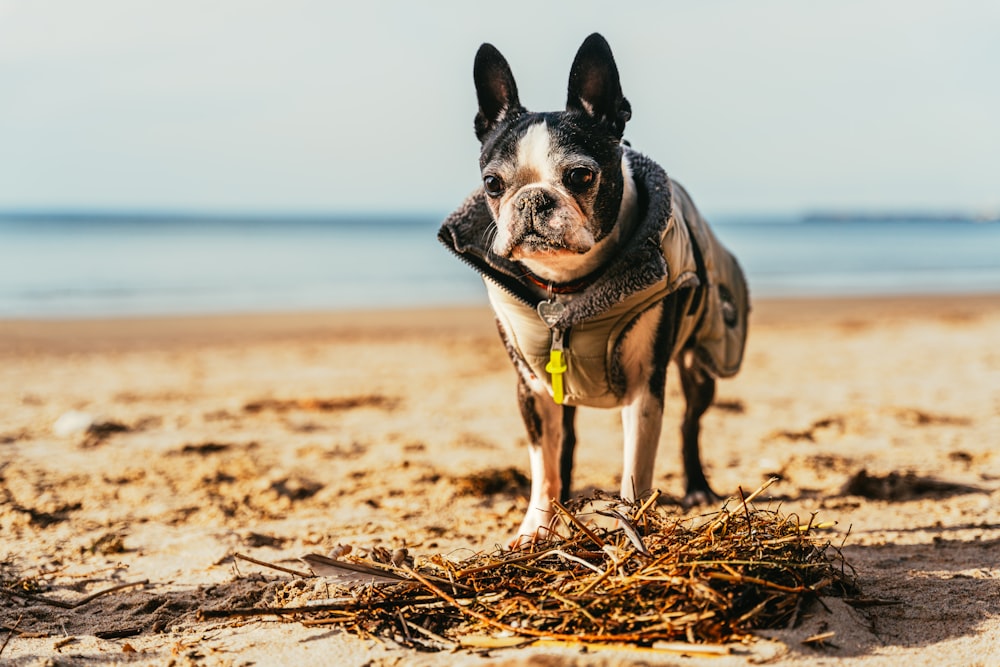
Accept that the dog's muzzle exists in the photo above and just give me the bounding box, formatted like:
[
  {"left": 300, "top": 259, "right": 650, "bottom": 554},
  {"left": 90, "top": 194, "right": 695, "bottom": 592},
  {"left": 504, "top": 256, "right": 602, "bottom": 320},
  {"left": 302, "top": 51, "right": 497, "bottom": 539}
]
[
  {"left": 509, "top": 188, "right": 566, "bottom": 248},
  {"left": 514, "top": 188, "right": 557, "bottom": 222}
]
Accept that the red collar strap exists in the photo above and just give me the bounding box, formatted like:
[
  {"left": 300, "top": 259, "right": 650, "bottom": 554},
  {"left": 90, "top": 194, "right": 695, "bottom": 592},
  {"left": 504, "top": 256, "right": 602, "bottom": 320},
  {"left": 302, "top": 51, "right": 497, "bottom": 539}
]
[{"left": 522, "top": 269, "right": 597, "bottom": 295}]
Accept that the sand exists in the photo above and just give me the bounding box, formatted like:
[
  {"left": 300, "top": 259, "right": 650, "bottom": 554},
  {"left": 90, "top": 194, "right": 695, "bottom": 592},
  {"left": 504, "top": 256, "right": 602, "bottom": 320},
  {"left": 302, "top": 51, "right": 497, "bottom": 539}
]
[{"left": 1, "top": 295, "right": 999, "bottom": 666}]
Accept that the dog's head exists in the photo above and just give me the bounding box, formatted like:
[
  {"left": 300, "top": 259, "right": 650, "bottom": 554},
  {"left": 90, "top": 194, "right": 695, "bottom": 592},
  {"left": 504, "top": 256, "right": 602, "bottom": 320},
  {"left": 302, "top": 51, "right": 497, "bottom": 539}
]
[{"left": 473, "top": 33, "right": 633, "bottom": 280}]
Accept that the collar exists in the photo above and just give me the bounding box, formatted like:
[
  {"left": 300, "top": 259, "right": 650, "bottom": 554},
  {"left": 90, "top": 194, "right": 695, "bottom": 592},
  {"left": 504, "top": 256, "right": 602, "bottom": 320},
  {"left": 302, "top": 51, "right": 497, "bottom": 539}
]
[{"left": 521, "top": 268, "right": 598, "bottom": 295}]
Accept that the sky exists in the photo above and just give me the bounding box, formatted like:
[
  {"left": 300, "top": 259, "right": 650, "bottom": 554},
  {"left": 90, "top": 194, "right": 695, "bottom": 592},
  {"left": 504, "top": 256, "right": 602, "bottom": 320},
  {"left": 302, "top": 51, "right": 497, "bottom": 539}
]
[{"left": 1, "top": 1, "right": 998, "bottom": 217}]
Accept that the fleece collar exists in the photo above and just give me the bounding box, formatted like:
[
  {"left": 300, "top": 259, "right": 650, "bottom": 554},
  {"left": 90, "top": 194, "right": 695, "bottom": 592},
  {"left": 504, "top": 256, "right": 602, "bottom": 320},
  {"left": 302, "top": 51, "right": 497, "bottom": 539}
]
[{"left": 438, "top": 148, "right": 674, "bottom": 331}]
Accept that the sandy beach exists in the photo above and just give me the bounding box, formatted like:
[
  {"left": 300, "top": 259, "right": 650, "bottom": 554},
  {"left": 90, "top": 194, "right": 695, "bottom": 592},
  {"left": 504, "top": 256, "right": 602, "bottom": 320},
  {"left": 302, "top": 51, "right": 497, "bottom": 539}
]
[{"left": 1, "top": 294, "right": 999, "bottom": 666}]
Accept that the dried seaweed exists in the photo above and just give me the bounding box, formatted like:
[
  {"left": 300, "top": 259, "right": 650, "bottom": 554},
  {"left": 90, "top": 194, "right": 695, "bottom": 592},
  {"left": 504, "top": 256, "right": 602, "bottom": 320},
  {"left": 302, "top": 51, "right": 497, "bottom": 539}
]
[
  {"left": 451, "top": 467, "right": 529, "bottom": 496},
  {"left": 205, "top": 479, "right": 858, "bottom": 651},
  {"left": 242, "top": 395, "right": 396, "bottom": 414},
  {"left": 842, "top": 469, "right": 982, "bottom": 501}
]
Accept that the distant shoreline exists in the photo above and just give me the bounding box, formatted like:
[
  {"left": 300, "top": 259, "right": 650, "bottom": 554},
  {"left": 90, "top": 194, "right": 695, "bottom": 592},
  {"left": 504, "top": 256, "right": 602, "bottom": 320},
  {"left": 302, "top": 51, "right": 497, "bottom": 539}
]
[
  {"left": 2, "top": 210, "right": 999, "bottom": 225},
  {"left": 801, "top": 212, "right": 1000, "bottom": 224}
]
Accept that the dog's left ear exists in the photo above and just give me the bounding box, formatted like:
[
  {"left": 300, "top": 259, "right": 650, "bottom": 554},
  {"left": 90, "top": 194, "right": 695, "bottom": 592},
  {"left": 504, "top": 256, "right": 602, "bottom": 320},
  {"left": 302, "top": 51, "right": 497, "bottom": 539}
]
[{"left": 566, "top": 33, "right": 631, "bottom": 137}]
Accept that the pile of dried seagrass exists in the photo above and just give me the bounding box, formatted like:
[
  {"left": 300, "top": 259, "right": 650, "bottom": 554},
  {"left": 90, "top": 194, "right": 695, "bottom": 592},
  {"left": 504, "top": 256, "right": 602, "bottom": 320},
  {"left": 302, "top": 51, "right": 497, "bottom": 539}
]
[{"left": 209, "top": 480, "right": 857, "bottom": 651}]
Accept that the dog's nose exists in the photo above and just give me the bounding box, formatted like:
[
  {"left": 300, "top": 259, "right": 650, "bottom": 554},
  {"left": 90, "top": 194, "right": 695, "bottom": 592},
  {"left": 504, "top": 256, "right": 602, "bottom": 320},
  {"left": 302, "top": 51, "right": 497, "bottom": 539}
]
[{"left": 514, "top": 188, "right": 556, "bottom": 220}]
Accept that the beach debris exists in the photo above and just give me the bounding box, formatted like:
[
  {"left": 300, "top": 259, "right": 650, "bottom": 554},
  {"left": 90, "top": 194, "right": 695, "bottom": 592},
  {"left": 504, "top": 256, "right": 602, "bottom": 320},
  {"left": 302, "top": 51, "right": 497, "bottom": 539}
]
[
  {"left": 300, "top": 554, "right": 410, "bottom": 586},
  {"left": 771, "top": 416, "right": 845, "bottom": 443},
  {"left": 94, "top": 627, "right": 142, "bottom": 640},
  {"left": 80, "top": 421, "right": 130, "bottom": 448},
  {"left": 269, "top": 476, "right": 323, "bottom": 502},
  {"left": 242, "top": 532, "right": 287, "bottom": 549},
  {"left": 842, "top": 469, "right": 982, "bottom": 501},
  {"left": 234, "top": 553, "right": 310, "bottom": 579},
  {"left": 0, "top": 430, "right": 27, "bottom": 445},
  {"left": 451, "top": 467, "right": 529, "bottom": 496},
  {"left": 713, "top": 398, "right": 746, "bottom": 414},
  {"left": 204, "top": 479, "right": 858, "bottom": 651},
  {"left": 176, "top": 441, "right": 234, "bottom": 455},
  {"left": 893, "top": 407, "right": 971, "bottom": 427},
  {"left": 52, "top": 411, "right": 97, "bottom": 437},
  {"left": 0, "top": 485, "right": 80, "bottom": 527},
  {"left": 53, "top": 411, "right": 130, "bottom": 447},
  {"left": 84, "top": 531, "right": 129, "bottom": 556},
  {"left": 242, "top": 395, "right": 397, "bottom": 414}
]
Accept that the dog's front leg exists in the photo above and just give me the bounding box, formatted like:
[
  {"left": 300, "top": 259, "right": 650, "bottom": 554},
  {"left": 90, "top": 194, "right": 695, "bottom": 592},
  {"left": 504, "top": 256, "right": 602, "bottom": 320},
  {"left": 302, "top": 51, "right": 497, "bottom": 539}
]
[
  {"left": 620, "top": 387, "right": 664, "bottom": 503},
  {"left": 512, "top": 374, "right": 568, "bottom": 547}
]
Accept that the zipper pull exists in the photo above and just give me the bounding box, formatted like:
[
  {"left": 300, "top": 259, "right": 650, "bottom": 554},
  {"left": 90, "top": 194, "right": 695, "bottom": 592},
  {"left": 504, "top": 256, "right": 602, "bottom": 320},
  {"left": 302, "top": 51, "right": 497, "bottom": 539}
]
[
  {"left": 546, "top": 328, "right": 568, "bottom": 405},
  {"left": 536, "top": 281, "right": 568, "bottom": 404}
]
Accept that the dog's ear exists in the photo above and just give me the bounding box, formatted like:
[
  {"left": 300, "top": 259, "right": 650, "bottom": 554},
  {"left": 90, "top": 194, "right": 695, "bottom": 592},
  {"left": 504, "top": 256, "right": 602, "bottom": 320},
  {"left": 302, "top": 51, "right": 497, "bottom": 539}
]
[
  {"left": 474, "top": 43, "right": 524, "bottom": 142},
  {"left": 566, "top": 33, "right": 631, "bottom": 137}
]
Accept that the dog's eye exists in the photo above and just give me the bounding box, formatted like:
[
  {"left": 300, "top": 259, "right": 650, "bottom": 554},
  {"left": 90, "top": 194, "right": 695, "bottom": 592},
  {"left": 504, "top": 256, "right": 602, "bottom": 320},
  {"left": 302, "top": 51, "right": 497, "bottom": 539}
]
[
  {"left": 483, "top": 175, "right": 505, "bottom": 197},
  {"left": 565, "top": 167, "right": 595, "bottom": 191}
]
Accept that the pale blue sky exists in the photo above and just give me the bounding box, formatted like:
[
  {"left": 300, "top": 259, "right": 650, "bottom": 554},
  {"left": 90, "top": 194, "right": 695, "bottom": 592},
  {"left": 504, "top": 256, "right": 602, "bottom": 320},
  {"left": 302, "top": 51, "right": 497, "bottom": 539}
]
[{"left": 1, "top": 0, "right": 998, "bottom": 216}]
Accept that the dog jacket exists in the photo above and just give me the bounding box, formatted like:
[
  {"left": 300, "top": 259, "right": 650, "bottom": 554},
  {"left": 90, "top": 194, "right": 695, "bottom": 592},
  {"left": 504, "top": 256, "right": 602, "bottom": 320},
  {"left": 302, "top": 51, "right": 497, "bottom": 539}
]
[{"left": 439, "top": 148, "right": 749, "bottom": 408}]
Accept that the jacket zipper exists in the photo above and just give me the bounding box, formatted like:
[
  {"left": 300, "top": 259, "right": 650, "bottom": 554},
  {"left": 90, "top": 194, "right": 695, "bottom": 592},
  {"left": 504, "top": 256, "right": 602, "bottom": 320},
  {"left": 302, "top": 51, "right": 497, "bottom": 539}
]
[
  {"left": 438, "top": 227, "right": 571, "bottom": 405},
  {"left": 436, "top": 228, "right": 539, "bottom": 308}
]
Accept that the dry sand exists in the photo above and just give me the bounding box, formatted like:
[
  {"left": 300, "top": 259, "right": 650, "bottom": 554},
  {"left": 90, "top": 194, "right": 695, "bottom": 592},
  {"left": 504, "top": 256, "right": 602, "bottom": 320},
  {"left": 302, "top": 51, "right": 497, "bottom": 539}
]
[{"left": 1, "top": 295, "right": 999, "bottom": 666}]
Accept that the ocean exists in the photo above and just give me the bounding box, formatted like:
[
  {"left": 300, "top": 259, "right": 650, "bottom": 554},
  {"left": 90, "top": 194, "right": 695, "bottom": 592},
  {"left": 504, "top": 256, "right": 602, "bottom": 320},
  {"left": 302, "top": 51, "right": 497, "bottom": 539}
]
[{"left": 1, "top": 214, "right": 999, "bottom": 319}]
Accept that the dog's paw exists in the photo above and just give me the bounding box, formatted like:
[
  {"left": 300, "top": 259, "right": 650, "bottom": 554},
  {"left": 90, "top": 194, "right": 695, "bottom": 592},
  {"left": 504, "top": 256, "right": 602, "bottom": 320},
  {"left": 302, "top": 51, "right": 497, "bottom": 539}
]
[
  {"left": 681, "top": 486, "right": 720, "bottom": 509},
  {"left": 509, "top": 509, "right": 555, "bottom": 550}
]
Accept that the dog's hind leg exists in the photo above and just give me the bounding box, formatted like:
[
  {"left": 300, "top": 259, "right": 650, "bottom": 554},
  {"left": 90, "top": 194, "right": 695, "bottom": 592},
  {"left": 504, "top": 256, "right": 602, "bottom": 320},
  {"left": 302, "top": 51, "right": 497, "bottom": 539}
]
[
  {"left": 513, "top": 374, "right": 568, "bottom": 546},
  {"left": 678, "top": 356, "right": 718, "bottom": 506},
  {"left": 559, "top": 405, "right": 577, "bottom": 503}
]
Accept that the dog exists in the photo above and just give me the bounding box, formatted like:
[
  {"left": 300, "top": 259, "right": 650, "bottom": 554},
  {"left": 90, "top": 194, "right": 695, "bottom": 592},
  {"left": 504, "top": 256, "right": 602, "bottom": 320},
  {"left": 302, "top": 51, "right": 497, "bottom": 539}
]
[{"left": 439, "top": 33, "right": 749, "bottom": 545}]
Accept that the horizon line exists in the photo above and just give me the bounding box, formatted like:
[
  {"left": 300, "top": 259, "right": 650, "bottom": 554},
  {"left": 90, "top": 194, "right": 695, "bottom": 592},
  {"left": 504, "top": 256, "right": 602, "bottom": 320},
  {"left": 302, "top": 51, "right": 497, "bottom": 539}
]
[{"left": 1, "top": 207, "right": 999, "bottom": 224}]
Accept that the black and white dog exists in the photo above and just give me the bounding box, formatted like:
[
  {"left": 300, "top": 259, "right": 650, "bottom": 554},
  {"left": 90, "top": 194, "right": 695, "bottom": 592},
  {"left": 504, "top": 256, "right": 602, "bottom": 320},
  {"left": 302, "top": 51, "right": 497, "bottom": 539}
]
[{"left": 440, "top": 33, "right": 749, "bottom": 545}]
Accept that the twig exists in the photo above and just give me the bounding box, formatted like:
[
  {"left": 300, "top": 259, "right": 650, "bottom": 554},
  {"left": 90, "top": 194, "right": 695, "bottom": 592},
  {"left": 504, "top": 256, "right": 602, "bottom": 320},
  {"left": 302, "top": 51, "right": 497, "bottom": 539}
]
[
  {"left": 552, "top": 499, "right": 606, "bottom": 548},
  {"left": 705, "top": 572, "right": 808, "bottom": 594},
  {"left": 396, "top": 609, "right": 412, "bottom": 643},
  {"left": 53, "top": 636, "right": 76, "bottom": 650},
  {"left": 738, "top": 486, "right": 757, "bottom": 538},
  {"left": 576, "top": 562, "right": 614, "bottom": 596},
  {"left": 1, "top": 580, "right": 148, "bottom": 610},
  {"left": 548, "top": 550, "right": 604, "bottom": 574},
  {"left": 634, "top": 488, "right": 661, "bottom": 521},
  {"left": 299, "top": 615, "right": 357, "bottom": 626},
  {"left": 235, "top": 553, "right": 311, "bottom": 578},
  {"left": 802, "top": 630, "right": 837, "bottom": 645},
  {"left": 95, "top": 627, "right": 142, "bottom": 640},
  {"left": 73, "top": 579, "right": 150, "bottom": 608},
  {"left": 0, "top": 614, "right": 22, "bottom": 657},
  {"left": 198, "top": 595, "right": 444, "bottom": 620},
  {"left": 742, "top": 477, "right": 779, "bottom": 505}
]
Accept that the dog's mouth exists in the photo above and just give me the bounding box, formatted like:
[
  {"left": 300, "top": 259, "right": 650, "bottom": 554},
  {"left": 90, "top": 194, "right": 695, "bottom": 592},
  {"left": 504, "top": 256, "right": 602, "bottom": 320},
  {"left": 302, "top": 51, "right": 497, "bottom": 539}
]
[
  {"left": 506, "top": 230, "right": 594, "bottom": 259},
  {"left": 510, "top": 239, "right": 587, "bottom": 260}
]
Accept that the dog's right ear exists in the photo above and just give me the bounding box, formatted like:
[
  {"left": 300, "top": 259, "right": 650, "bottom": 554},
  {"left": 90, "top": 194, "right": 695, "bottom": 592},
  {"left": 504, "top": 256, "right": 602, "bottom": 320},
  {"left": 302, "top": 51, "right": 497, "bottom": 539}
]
[{"left": 473, "top": 43, "right": 523, "bottom": 142}]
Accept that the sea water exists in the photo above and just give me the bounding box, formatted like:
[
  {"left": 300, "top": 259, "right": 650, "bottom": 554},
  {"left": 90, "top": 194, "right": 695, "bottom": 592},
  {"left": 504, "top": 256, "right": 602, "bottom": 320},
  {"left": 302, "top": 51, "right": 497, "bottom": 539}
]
[{"left": 1, "top": 214, "right": 998, "bottom": 318}]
